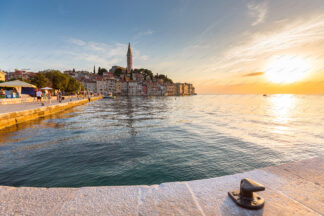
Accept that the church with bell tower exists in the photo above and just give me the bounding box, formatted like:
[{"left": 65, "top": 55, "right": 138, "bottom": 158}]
[{"left": 126, "top": 43, "right": 132, "bottom": 74}]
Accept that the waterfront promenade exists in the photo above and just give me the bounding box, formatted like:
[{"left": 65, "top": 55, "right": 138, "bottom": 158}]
[
  {"left": 0, "top": 96, "right": 102, "bottom": 130},
  {"left": 0, "top": 97, "right": 82, "bottom": 114},
  {"left": 0, "top": 156, "right": 322, "bottom": 215}
]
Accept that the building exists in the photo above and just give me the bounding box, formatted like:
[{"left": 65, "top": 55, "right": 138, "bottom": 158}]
[
  {"left": 121, "top": 81, "right": 128, "bottom": 96},
  {"left": 115, "top": 80, "right": 122, "bottom": 95},
  {"left": 96, "top": 80, "right": 106, "bottom": 95},
  {"left": 0, "top": 70, "right": 5, "bottom": 82},
  {"left": 6, "top": 69, "right": 35, "bottom": 81},
  {"left": 166, "top": 84, "right": 175, "bottom": 96},
  {"left": 175, "top": 83, "right": 184, "bottom": 96},
  {"left": 106, "top": 79, "right": 116, "bottom": 94},
  {"left": 83, "top": 82, "right": 96, "bottom": 93},
  {"left": 183, "top": 83, "right": 190, "bottom": 95},
  {"left": 136, "top": 82, "right": 142, "bottom": 96},
  {"left": 127, "top": 43, "right": 133, "bottom": 74},
  {"left": 128, "top": 81, "right": 137, "bottom": 96}
]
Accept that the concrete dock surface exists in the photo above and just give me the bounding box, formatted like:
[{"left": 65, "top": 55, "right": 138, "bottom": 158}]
[
  {"left": 0, "top": 156, "right": 322, "bottom": 216},
  {"left": 0, "top": 97, "right": 89, "bottom": 114}
]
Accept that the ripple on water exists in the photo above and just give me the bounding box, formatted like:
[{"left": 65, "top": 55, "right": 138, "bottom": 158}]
[{"left": 0, "top": 95, "right": 323, "bottom": 187}]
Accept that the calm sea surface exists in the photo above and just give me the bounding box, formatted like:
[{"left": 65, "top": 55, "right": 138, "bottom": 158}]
[{"left": 0, "top": 95, "right": 323, "bottom": 187}]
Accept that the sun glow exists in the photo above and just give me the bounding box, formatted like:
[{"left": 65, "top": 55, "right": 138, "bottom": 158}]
[{"left": 265, "top": 56, "right": 311, "bottom": 84}]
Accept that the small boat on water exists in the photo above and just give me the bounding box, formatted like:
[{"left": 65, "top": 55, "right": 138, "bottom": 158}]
[
  {"left": 263, "top": 94, "right": 268, "bottom": 97},
  {"left": 103, "top": 93, "right": 114, "bottom": 99}
]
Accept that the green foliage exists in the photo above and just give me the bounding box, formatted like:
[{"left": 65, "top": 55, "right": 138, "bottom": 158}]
[
  {"left": 30, "top": 73, "right": 50, "bottom": 88},
  {"left": 133, "top": 68, "right": 153, "bottom": 80},
  {"left": 154, "top": 74, "right": 173, "bottom": 84},
  {"left": 114, "top": 68, "right": 123, "bottom": 77},
  {"left": 31, "top": 70, "right": 83, "bottom": 93},
  {"left": 98, "top": 67, "right": 108, "bottom": 76},
  {"left": 66, "top": 77, "right": 81, "bottom": 92},
  {"left": 132, "top": 68, "right": 173, "bottom": 83}
]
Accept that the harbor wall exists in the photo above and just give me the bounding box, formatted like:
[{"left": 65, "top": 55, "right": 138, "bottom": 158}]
[{"left": 0, "top": 96, "right": 102, "bottom": 130}]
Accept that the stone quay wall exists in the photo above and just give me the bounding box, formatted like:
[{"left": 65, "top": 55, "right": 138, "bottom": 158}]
[{"left": 0, "top": 96, "right": 102, "bottom": 130}]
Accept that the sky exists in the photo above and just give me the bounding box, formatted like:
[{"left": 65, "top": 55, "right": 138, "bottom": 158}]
[{"left": 0, "top": 0, "right": 324, "bottom": 94}]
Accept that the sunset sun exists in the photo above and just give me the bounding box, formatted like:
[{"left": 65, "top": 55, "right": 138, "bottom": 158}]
[{"left": 265, "top": 56, "right": 311, "bottom": 84}]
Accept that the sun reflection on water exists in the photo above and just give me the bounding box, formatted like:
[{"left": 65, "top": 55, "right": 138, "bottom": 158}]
[{"left": 268, "top": 94, "right": 296, "bottom": 135}]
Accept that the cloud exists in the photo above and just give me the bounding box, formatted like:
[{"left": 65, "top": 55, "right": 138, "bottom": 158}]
[
  {"left": 247, "top": 1, "right": 268, "bottom": 26},
  {"left": 242, "top": 72, "right": 264, "bottom": 77},
  {"left": 69, "top": 38, "right": 86, "bottom": 46},
  {"left": 68, "top": 38, "right": 106, "bottom": 52},
  {"left": 205, "top": 14, "right": 324, "bottom": 77},
  {"left": 133, "top": 29, "right": 153, "bottom": 40},
  {"left": 65, "top": 39, "right": 149, "bottom": 69},
  {"left": 153, "top": 13, "right": 324, "bottom": 88}
]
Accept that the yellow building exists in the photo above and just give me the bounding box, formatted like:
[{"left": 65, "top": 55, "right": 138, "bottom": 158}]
[{"left": 0, "top": 71, "right": 5, "bottom": 82}]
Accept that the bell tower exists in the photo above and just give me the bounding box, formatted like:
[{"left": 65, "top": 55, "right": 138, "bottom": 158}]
[{"left": 127, "top": 43, "right": 132, "bottom": 74}]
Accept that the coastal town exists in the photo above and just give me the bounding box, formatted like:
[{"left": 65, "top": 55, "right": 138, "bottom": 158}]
[{"left": 0, "top": 43, "right": 195, "bottom": 97}]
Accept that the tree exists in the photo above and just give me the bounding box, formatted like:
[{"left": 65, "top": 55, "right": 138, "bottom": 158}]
[
  {"left": 98, "top": 67, "right": 101, "bottom": 74},
  {"left": 98, "top": 67, "right": 108, "bottom": 76},
  {"left": 37, "top": 69, "right": 83, "bottom": 93},
  {"left": 30, "top": 73, "right": 50, "bottom": 88},
  {"left": 93, "top": 65, "right": 96, "bottom": 74},
  {"left": 114, "top": 68, "right": 123, "bottom": 77},
  {"left": 66, "top": 77, "right": 81, "bottom": 92},
  {"left": 72, "top": 68, "right": 75, "bottom": 73}
]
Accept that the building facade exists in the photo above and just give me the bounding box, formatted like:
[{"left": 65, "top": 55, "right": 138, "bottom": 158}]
[{"left": 0, "top": 71, "right": 5, "bottom": 82}]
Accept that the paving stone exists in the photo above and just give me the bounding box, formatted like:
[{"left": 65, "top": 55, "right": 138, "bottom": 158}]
[
  {"left": 138, "top": 182, "right": 204, "bottom": 216},
  {"left": 53, "top": 186, "right": 139, "bottom": 216},
  {"left": 0, "top": 187, "right": 77, "bottom": 216},
  {"left": 187, "top": 169, "right": 321, "bottom": 216},
  {"left": 262, "top": 165, "right": 324, "bottom": 214},
  {"left": 266, "top": 156, "right": 324, "bottom": 186}
]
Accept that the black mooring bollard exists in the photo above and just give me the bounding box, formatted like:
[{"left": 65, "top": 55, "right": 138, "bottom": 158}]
[{"left": 228, "top": 178, "right": 265, "bottom": 210}]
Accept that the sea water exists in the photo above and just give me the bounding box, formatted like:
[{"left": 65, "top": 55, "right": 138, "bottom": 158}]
[{"left": 0, "top": 95, "right": 323, "bottom": 187}]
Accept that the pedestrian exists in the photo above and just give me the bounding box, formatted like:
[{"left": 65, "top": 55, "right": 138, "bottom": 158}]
[
  {"left": 44, "top": 90, "right": 47, "bottom": 101},
  {"left": 36, "top": 89, "right": 42, "bottom": 104},
  {"left": 0, "top": 88, "right": 4, "bottom": 97},
  {"left": 48, "top": 91, "right": 52, "bottom": 104},
  {"left": 56, "top": 90, "right": 59, "bottom": 101},
  {"left": 58, "top": 90, "right": 62, "bottom": 103}
]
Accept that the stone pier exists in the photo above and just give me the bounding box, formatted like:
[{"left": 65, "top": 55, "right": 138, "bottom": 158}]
[
  {"left": 0, "top": 156, "right": 322, "bottom": 215},
  {"left": 0, "top": 96, "right": 102, "bottom": 130}
]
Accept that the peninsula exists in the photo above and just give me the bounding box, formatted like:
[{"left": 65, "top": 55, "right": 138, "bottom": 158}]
[{"left": 2, "top": 43, "right": 195, "bottom": 97}]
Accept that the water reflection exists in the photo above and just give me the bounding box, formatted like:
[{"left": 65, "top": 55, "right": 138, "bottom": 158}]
[
  {"left": 0, "top": 109, "right": 78, "bottom": 145},
  {"left": 269, "top": 94, "right": 296, "bottom": 124},
  {"left": 104, "top": 97, "right": 169, "bottom": 136}
]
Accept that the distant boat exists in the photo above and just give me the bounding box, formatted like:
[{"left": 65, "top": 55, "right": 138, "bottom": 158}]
[
  {"left": 103, "top": 93, "right": 114, "bottom": 99},
  {"left": 263, "top": 94, "right": 267, "bottom": 97}
]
